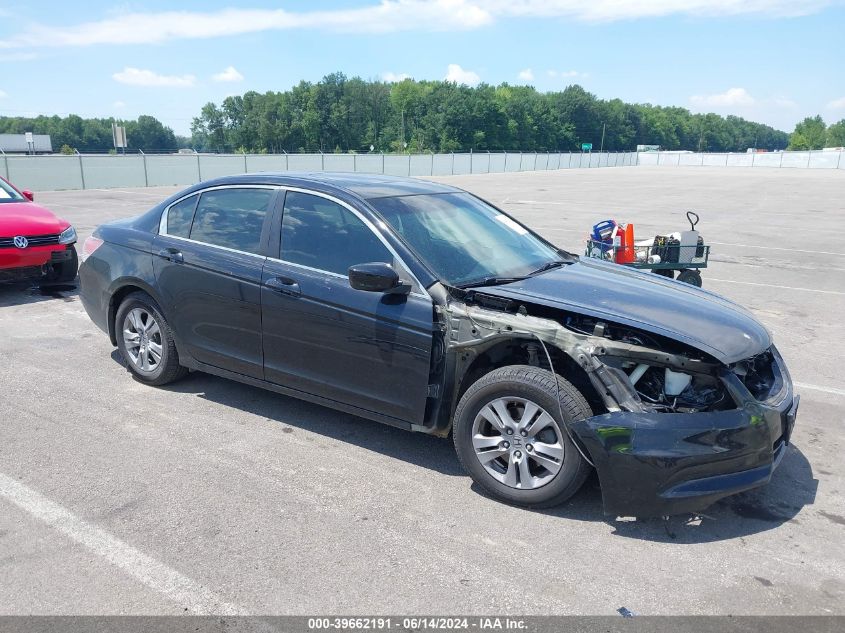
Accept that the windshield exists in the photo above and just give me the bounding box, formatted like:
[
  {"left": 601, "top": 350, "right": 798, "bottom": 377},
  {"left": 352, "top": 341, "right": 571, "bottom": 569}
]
[
  {"left": 370, "top": 192, "right": 565, "bottom": 287},
  {"left": 0, "top": 179, "right": 24, "bottom": 203}
]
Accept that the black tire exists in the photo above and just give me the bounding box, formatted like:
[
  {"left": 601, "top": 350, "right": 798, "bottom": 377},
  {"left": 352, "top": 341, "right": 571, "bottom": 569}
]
[
  {"left": 676, "top": 269, "right": 702, "bottom": 287},
  {"left": 41, "top": 246, "right": 78, "bottom": 286},
  {"left": 115, "top": 291, "right": 188, "bottom": 386},
  {"left": 453, "top": 365, "right": 593, "bottom": 508},
  {"left": 654, "top": 269, "right": 674, "bottom": 279}
]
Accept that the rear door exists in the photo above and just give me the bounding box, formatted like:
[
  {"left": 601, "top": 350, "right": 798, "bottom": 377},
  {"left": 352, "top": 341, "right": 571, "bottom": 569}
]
[
  {"left": 153, "top": 185, "right": 277, "bottom": 379},
  {"left": 261, "top": 189, "right": 434, "bottom": 424}
]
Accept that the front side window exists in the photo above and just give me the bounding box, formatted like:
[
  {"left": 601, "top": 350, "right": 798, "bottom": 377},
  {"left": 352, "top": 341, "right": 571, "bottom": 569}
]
[
  {"left": 281, "top": 191, "right": 393, "bottom": 276},
  {"left": 189, "top": 188, "right": 274, "bottom": 255},
  {"left": 166, "top": 194, "right": 198, "bottom": 238},
  {"left": 369, "top": 192, "right": 562, "bottom": 287}
]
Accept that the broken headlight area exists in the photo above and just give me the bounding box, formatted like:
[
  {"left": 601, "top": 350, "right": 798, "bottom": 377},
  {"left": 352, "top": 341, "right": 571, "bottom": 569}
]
[{"left": 730, "top": 348, "right": 785, "bottom": 402}]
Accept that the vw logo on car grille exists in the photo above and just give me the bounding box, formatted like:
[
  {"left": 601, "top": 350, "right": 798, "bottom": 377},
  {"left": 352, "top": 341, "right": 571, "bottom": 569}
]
[{"left": 13, "top": 236, "right": 29, "bottom": 249}]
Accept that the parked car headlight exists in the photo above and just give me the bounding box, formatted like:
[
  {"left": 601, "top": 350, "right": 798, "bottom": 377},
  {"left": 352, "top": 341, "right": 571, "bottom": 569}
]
[{"left": 58, "top": 225, "right": 78, "bottom": 245}]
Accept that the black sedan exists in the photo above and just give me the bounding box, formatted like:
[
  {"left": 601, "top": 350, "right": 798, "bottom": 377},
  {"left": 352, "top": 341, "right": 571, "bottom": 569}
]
[{"left": 79, "top": 173, "right": 798, "bottom": 516}]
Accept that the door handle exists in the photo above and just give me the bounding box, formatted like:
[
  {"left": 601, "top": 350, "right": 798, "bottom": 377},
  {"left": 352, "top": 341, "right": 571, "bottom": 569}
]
[
  {"left": 265, "top": 275, "right": 300, "bottom": 296},
  {"left": 157, "top": 248, "right": 183, "bottom": 263}
]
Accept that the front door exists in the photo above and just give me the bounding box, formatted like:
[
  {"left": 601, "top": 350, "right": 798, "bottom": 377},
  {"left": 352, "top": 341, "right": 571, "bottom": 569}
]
[{"left": 261, "top": 190, "right": 433, "bottom": 424}]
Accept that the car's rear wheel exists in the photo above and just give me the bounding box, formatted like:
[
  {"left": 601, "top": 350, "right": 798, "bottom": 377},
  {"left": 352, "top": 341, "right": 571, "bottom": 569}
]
[
  {"left": 115, "top": 292, "right": 187, "bottom": 386},
  {"left": 453, "top": 365, "right": 593, "bottom": 508}
]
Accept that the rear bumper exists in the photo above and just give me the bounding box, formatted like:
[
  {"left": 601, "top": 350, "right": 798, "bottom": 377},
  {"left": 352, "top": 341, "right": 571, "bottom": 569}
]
[{"left": 572, "top": 380, "right": 798, "bottom": 517}]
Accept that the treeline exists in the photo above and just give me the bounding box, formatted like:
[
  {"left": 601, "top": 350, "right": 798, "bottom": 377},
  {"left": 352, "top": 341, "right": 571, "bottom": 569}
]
[
  {"left": 788, "top": 116, "right": 845, "bottom": 149},
  {"left": 190, "top": 73, "right": 789, "bottom": 153},
  {"left": 0, "top": 114, "right": 183, "bottom": 152}
]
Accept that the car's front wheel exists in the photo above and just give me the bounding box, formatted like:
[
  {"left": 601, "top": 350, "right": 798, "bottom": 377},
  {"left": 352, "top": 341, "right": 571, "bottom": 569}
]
[
  {"left": 453, "top": 365, "right": 593, "bottom": 508},
  {"left": 115, "top": 291, "right": 187, "bottom": 386}
]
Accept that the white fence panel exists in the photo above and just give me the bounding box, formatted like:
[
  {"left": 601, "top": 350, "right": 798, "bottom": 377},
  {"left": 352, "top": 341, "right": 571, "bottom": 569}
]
[
  {"left": 752, "top": 153, "right": 781, "bottom": 167},
  {"left": 82, "top": 155, "right": 147, "bottom": 188},
  {"left": 146, "top": 155, "right": 200, "bottom": 186},
  {"left": 323, "top": 154, "right": 356, "bottom": 172},
  {"left": 489, "top": 153, "right": 506, "bottom": 172},
  {"left": 453, "top": 153, "right": 472, "bottom": 174},
  {"left": 409, "top": 154, "right": 433, "bottom": 176},
  {"left": 199, "top": 155, "right": 247, "bottom": 180},
  {"left": 809, "top": 151, "right": 840, "bottom": 169}
]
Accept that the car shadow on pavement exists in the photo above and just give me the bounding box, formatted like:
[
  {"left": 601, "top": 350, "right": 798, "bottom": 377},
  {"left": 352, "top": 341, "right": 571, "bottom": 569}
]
[
  {"left": 114, "top": 356, "right": 819, "bottom": 542},
  {"left": 0, "top": 280, "right": 79, "bottom": 307},
  {"left": 139, "top": 367, "right": 468, "bottom": 477},
  {"left": 529, "top": 443, "right": 817, "bottom": 544}
]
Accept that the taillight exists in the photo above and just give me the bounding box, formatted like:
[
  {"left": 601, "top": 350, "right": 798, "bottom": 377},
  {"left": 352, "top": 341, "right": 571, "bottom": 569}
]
[{"left": 81, "top": 235, "right": 104, "bottom": 263}]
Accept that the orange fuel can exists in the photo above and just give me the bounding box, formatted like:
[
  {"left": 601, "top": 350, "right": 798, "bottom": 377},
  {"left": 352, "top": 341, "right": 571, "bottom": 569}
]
[{"left": 615, "top": 223, "right": 635, "bottom": 264}]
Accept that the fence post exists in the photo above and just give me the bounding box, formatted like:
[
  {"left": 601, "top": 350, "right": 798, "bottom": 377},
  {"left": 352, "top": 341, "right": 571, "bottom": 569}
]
[
  {"left": 751, "top": 151, "right": 755, "bottom": 167},
  {"left": 451, "top": 152, "right": 455, "bottom": 175},
  {"left": 487, "top": 151, "right": 491, "bottom": 173},
  {"left": 780, "top": 151, "right": 784, "bottom": 168},
  {"left": 196, "top": 150, "right": 202, "bottom": 182},
  {"left": 242, "top": 149, "right": 247, "bottom": 174},
  {"left": 408, "top": 153, "right": 411, "bottom": 176},
  {"left": 503, "top": 152, "right": 508, "bottom": 172},
  {"left": 76, "top": 150, "right": 86, "bottom": 190},
  {"left": 353, "top": 153, "right": 357, "bottom": 173},
  {"left": 382, "top": 152, "right": 385, "bottom": 174},
  {"left": 1, "top": 148, "right": 7, "bottom": 181},
  {"left": 284, "top": 149, "right": 289, "bottom": 171},
  {"left": 519, "top": 152, "right": 523, "bottom": 171},
  {"left": 807, "top": 151, "right": 812, "bottom": 168},
  {"left": 140, "top": 149, "right": 149, "bottom": 187},
  {"left": 470, "top": 148, "right": 473, "bottom": 175},
  {"left": 837, "top": 151, "right": 842, "bottom": 170},
  {"left": 430, "top": 150, "right": 434, "bottom": 176}
]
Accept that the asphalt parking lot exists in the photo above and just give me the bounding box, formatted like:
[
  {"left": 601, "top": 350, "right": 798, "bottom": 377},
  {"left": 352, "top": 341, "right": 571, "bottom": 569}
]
[{"left": 1, "top": 167, "right": 843, "bottom": 615}]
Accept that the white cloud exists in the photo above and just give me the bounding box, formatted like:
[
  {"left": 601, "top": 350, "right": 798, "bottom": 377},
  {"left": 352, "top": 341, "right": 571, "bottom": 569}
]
[
  {"left": 382, "top": 71, "right": 412, "bottom": 82},
  {"left": 478, "top": 0, "right": 833, "bottom": 21},
  {"left": 212, "top": 65, "right": 244, "bottom": 82},
  {"left": 827, "top": 96, "right": 845, "bottom": 109},
  {"left": 0, "top": 51, "right": 37, "bottom": 61},
  {"left": 517, "top": 68, "right": 534, "bottom": 81},
  {"left": 112, "top": 100, "right": 126, "bottom": 109},
  {"left": 690, "top": 87, "right": 756, "bottom": 107},
  {"left": 112, "top": 67, "right": 196, "bottom": 87},
  {"left": 445, "top": 63, "right": 480, "bottom": 86},
  {"left": 0, "top": 1, "right": 831, "bottom": 49},
  {"left": 547, "top": 68, "right": 585, "bottom": 79}
]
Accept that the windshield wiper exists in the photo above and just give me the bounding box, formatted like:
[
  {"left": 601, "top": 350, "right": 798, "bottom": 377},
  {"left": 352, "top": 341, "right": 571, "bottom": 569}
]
[
  {"left": 528, "top": 260, "right": 568, "bottom": 276},
  {"left": 457, "top": 276, "right": 527, "bottom": 289}
]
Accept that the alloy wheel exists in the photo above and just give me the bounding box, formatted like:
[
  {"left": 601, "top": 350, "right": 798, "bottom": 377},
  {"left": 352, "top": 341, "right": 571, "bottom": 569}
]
[
  {"left": 471, "top": 396, "right": 565, "bottom": 490},
  {"left": 122, "top": 307, "right": 163, "bottom": 373}
]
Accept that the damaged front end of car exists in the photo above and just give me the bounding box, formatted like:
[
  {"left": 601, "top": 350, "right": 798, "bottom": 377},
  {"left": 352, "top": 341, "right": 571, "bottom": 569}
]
[{"left": 424, "top": 285, "right": 798, "bottom": 517}]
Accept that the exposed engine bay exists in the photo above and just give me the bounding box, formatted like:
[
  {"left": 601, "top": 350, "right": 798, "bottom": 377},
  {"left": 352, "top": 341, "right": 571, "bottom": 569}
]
[{"left": 433, "top": 287, "right": 778, "bottom": 425}]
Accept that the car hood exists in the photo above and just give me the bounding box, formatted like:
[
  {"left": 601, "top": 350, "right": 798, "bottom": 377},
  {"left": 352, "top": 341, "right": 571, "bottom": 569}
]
[
  {"left": 0, "top": 202, "right": 68, "bottom": 236},
  {"left": 477, "top": 258, "right": 771, "bottom": 364}
]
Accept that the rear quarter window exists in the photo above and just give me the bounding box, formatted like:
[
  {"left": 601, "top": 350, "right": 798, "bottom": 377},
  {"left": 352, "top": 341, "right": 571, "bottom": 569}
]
[{"left": 166, "top": 195, "right": 198, "bottom": 238}]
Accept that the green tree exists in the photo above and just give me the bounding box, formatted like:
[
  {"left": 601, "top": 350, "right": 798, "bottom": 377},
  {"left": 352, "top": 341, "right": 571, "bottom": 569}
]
[
  {"left": 788, "top": 115, "right": 826, "bottom": 150},
  {"left": 826, "top": 119, "right": 845, "bottom": 147}
]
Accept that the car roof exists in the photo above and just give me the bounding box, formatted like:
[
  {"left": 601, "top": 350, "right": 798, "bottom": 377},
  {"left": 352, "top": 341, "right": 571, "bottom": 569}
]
[{"left": 202, "top": 171, "right": 463, "bottom": 200}]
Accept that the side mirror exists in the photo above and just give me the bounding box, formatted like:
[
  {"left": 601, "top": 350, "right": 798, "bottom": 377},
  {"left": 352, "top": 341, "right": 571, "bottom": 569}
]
[
  {"left": 348, "top": 262, "right": 411, "bottom": 295},
  {"left": 22, "top": 190, "right": 34, "bottom": 202}
]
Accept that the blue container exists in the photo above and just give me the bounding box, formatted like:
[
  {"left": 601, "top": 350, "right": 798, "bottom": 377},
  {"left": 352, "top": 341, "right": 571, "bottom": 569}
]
[{"left": 591, "top": 219, "right": 617, "bottom": 242}]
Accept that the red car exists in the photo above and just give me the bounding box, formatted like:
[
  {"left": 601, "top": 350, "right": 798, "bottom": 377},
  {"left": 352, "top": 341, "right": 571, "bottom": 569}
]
[{"left": 0, "top": 176, "right": 78, "bottom": 285}]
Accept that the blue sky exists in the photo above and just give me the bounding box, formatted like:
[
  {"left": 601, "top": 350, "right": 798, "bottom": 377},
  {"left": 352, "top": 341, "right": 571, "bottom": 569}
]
[{"left": 1, "top": 0, "right": 843, "bottom": 136}]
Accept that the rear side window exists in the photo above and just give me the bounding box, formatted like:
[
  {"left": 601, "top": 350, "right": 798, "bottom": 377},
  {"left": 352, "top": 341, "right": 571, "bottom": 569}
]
[
  {"left": 281, "top": 191, "right": 393, "bottom": 275},
  {"left": 189, "top": 188, "right": 274, "bottom": 255},
  {"left": 166, "top": 195, "right": 197, "bottom": 238}
]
